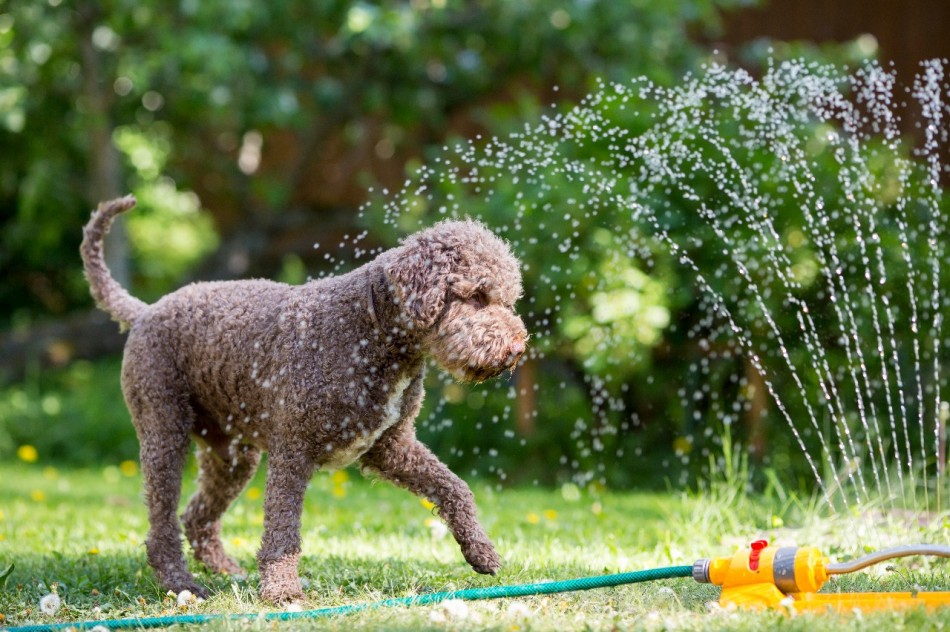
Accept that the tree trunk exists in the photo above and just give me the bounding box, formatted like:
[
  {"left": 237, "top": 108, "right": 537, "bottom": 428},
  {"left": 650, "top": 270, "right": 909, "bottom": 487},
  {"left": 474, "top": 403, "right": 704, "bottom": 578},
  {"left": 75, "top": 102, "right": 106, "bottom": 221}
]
[
  {"left": 76, "top": 2, "right": 128, "bottom": 288},
  {"left": 515, "top": 357, "right": 537, "bottom": 437},
  {"left": 744, "top": 357, "right": 768, "bottom": 459}
]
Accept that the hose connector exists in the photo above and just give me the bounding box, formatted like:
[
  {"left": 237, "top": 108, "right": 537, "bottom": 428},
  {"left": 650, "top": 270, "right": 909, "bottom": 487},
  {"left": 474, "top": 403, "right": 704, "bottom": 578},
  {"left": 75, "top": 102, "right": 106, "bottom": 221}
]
[{"left": 692, "top": 558, "right": 711, "bottom": 584}]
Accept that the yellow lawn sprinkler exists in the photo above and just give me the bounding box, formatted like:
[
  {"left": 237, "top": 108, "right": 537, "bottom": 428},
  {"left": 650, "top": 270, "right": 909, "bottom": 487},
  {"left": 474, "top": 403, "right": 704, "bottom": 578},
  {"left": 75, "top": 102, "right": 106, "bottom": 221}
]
[{"left": 692, "top": 541, "right": 950, "bottom": 613}]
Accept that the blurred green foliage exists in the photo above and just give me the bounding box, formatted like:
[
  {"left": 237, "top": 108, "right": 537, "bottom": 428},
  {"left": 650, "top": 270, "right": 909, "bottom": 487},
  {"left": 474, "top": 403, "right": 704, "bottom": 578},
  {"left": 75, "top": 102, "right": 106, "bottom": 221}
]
[
  {"left": 113, "top": 124, "right": 219, "bottom": 300},
  {"left": 0, "top": 0, "right": 761, "bottom": 486},
  {"left": 0, "top": 358, "right": 138, "bottom": 465},
  {"left": 0, "top": 0, "right": 744, "bottom": 326},
  {"left": 6, "top": 0, "right": 945, "bottom": 502}
]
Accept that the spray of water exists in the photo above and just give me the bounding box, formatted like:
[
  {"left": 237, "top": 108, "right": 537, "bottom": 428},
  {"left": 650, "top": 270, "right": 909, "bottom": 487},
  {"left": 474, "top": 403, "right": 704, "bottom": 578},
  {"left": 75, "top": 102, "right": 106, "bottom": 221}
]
[{"left": 309, "top": 57, "right": 949, "bottom": 514}]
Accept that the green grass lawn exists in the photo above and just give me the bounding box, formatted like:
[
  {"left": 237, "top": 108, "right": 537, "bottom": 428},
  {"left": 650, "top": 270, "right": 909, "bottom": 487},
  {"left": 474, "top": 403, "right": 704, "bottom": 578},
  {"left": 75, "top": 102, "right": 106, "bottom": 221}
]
[{"left": 3, "top": 462, "right": 950, "bottom": 630}]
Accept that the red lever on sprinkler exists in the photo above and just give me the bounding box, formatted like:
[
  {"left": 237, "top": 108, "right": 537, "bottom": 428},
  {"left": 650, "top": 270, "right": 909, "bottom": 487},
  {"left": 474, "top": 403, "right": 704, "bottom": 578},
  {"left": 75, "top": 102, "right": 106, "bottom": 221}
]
[{"left": 748, "top": 539, "right": 768, "bottom": 571}]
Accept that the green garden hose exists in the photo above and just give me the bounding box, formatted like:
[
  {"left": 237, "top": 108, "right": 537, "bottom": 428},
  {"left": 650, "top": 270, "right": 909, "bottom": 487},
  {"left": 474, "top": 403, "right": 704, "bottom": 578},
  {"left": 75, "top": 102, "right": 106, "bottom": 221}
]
[{"left": 4, "top": 565, "right": 693, "bottom": 632}]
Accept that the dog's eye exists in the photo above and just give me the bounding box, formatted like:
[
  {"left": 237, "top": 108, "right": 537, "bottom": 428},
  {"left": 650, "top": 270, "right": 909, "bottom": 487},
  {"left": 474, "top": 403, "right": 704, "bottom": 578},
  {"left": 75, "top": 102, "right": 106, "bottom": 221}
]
[{"left": 465, "top": 291, "right": 488, "bottom": 308}]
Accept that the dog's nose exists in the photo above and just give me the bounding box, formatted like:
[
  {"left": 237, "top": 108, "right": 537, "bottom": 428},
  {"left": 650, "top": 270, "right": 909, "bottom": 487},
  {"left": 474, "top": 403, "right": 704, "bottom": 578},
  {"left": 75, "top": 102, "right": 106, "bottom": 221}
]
[{"left": 509, "top": 339, "right": 525, "bottom": 357}]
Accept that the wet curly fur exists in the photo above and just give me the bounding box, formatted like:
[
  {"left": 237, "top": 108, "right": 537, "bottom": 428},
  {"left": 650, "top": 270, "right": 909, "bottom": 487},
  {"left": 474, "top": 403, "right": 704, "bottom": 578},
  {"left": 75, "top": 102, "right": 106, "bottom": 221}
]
[{"left": 81, "top": 196, "right": 527, "bottom": 602}]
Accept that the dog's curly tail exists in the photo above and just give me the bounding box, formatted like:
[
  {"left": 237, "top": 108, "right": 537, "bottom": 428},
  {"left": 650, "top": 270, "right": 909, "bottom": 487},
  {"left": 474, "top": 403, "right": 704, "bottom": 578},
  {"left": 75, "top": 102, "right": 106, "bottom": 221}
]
[{"left": 80, "top": 195, "right": 148, "bottom": 330}]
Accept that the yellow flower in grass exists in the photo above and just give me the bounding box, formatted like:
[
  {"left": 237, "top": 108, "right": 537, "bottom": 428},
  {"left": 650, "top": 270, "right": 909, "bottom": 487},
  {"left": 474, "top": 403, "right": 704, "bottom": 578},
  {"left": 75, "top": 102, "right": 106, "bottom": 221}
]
[
  {"left": 420, "top": 498, "right": 435, "bottom": 510},
  {"left": 543, "top": 509, "right": 558, "bottom": 521},
  {"left": 0, "top": 509, "right": 4, "bottom": 520},
  {"left": 331, "top": 470, "right": 349, "bottom": 498},
  {"left": 673, "top": 436, "right": 692, "bottom": 456},
  {"left": 17, "top": 445, "right": 38, "bottom": 463},
  {"left": 88, "top": 548, "right": 100, "bottom": 555},
  {"left": 246, "top": 486, "right": 262, "bottom": 501},
  {"left": 526, "top": 513, "right": 540, "bottom": 524},
  {"left": 30, "top": 489, "right": 46, "bottom": 503},
  {"left": 120, "top": 460, "right": 138, "bottom": 477}
]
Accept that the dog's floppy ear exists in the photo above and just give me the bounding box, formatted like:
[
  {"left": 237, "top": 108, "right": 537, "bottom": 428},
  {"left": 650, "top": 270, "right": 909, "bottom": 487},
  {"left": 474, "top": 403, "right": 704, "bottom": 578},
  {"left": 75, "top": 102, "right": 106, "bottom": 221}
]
[{"left": 384, "top": 235, "right": 456, "bottom": 330}]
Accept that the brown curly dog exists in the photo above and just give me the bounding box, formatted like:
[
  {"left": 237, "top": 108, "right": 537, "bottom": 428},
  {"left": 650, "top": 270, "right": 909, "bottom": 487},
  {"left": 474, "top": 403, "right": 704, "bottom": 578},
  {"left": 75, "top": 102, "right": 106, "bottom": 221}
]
[{"left": 80, "top": 196, "right": 527, "bottom": 602}]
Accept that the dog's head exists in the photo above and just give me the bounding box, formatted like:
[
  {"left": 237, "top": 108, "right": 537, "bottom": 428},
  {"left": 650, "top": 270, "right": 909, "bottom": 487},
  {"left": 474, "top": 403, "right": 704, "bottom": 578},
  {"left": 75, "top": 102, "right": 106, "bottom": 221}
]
[{"left": 385, "top": 219, "right": 527, "bottom": 382}]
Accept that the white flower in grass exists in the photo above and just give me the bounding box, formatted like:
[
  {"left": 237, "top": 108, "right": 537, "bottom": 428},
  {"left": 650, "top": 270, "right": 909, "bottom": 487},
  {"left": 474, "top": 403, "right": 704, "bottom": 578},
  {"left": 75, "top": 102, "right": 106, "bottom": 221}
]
[
  {"left": 39, "top": 593, "right": 61, "bottom": 615},
  {"left": 505, "top": 601, "right": 531, "bottom": 619},
  {"left": 284, "top": 602, "right": 304, "bottom": 613},
  {"left": 440, "top": 599, "right": 469, "bottom": 620},
  {"left": 91, "top": 626, "right": 110, "bottom": 632},
  {"left": 655, "top": 586, "right": 681, "bottom": 607},
  {"left": 705, "top": 600, "right": 724, "bottom": 613},
  {"left": 176, "top": 589, "right": 196, "bottom": 607},
  {"left": 779, "top": 595, "right": 797, "bottom": 613}
]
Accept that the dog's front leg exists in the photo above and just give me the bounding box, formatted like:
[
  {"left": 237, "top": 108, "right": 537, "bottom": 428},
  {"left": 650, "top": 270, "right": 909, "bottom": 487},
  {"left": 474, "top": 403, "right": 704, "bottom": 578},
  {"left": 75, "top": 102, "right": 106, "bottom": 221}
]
[
  {"left": 361, "top": 419, "right": 502, "bottom": 575},
  {"left": 257, "top": 447, "right": 315, "bottom": 603}
]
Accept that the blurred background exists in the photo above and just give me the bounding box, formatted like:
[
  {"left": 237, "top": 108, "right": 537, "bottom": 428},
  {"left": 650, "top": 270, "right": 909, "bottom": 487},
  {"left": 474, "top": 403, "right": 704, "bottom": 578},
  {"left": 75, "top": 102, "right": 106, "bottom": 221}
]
[{"left": 2, "top": 0, "right": 948, "bottom": 490}]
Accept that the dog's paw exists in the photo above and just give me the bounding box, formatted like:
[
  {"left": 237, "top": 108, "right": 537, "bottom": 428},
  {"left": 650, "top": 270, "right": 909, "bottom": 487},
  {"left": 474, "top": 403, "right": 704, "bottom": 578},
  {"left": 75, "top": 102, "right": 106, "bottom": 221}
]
[
  {"left": 258, "top": 560, "right": 305, "bottom": 603},
  {"left": 164, "top": 577, "right": 211, "bottom": 600},
  {"left": 462, "top": 539, "right": 503, "bottom": 575},
  {"left": 259, "top": 584, "right": 305, "bottom": 604}
]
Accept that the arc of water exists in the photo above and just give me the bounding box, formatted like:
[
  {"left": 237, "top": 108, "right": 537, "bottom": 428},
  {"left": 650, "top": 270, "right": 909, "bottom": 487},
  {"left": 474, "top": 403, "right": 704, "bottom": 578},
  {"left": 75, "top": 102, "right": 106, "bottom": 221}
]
[
  {"left": 913, "top": 60, "right": 948, "bottom": 503},
  {"left": 627, "top": 199, "right": 841, "bottom": 509},
  {"left": 819, "top": 72, "right": 919, "bottom": 507},
  {"left": 613, "top": 166, "right": 850, "bottom": 506},
  {"left": 696, "top": 70, "right": 874, "bottom": 502},
  {"left": 848, "top": 64, "right": 929, "bottom": 510},
  {"left": 571, "top": 70, "right": 866, "bottom": 507},
  {"left": 538, "top": 79, "right": 851, "bottom": 504},
  {"left": 756, "top": 61, "right": 907, "bottom": 508},
  {"left": 378, "top": 58, "right": 948, "bottom": 511},
  {"left": 630, "top": 68, "right": 872, "bottom": 503},
  {"left": 760, "top": 113, "right": 891, "bottom": 504}
]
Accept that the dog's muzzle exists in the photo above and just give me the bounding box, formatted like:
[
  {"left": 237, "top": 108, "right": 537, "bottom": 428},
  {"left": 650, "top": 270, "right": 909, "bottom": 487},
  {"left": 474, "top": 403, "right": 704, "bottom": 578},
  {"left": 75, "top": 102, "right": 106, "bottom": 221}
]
[
  {"left": 504, "top": 339, "right": 526, "bottom": 369},
  {"left": 471, "top": 338, "right": 525, "bottom": 382}
]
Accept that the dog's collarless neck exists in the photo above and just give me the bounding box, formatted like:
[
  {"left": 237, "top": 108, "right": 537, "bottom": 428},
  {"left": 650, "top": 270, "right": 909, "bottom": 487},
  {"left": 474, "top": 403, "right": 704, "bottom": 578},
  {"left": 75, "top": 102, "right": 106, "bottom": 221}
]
[{"left": 365, "top": 264, "right": 424, "bottom": 356}]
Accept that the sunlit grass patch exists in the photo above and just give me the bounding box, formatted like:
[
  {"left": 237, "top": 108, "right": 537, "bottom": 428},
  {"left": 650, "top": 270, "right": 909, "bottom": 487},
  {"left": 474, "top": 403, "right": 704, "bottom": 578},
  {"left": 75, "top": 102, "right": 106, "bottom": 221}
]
[{"left": 3, "top": 463, "right": 950, "bottom": 630}]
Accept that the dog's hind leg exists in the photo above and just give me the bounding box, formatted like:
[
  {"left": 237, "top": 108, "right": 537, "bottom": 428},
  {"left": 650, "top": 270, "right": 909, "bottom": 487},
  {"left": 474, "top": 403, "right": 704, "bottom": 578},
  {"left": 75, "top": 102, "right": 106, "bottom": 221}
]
[
  {"left": 123, "top": 347, "right": 207, "bottom": 597},
  {"left": 140, "top": 436, "right": 206, "bottom": 597},
  {"left": 182, "top": 438, "right": 261, "bottom": 576},
  {"left": 131, "top": 408, "right": 207, "bottom": 596}
]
